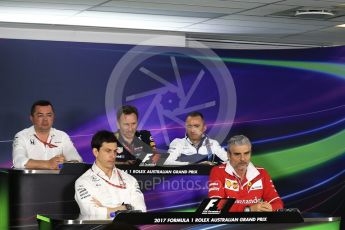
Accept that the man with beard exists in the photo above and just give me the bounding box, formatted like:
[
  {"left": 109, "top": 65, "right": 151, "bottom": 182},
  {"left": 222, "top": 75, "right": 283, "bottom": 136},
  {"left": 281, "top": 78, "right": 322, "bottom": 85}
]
[
  {"left": 208, "top": 135, "right": 283, "bottom": 212},
  {"left": 114, "top": 105, "right": 159, "bottom": 165},
  {"left": 75, "top": 130, "right": 146, "bottom": 219}
]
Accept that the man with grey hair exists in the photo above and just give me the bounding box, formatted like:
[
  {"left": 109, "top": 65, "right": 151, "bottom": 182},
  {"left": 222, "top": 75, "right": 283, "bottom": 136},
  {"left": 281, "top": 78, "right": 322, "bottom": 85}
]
[{"left": 208, "top": 135, "right": 283, "bottom": 212}]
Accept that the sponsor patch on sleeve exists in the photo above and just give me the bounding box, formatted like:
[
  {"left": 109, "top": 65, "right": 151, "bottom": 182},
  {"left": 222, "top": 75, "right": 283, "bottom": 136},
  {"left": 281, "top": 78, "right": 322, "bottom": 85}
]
[
  {"left": 225, "top": 179, "right": 239, "bottom": 191},
  {"left": 249, "top": 179, "right": 263, "bottom": 191},
  {"left": 76, "top": 185, "right": 91, "bottom": 200}
]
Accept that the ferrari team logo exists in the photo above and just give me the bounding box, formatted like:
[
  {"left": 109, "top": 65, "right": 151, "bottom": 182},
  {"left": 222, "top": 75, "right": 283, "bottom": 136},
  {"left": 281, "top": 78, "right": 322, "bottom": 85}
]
[{"left": 232, "top": 181, "right": 238, "bottom": 189}]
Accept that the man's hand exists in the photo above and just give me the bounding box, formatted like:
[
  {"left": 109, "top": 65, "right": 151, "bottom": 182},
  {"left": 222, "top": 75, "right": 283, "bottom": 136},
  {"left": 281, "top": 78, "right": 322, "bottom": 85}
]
[
  {"left": 116, "top": 160, "right": 137, "bottom": 165},
  {"left": 91, "top": 197, "right": 128, "bottom": 218},
  {"left": 47, "top": 154, "right": 65, "bottom": 169},
  {"left": 250, "top": 202, "right": 273, "bottom": 212},
  {"left": 91, "top": 197, "right": 127, "bottom": 211},
  {"left": 127, "top": 160, "right": 138, "bottom": 165},
  {"left": 91, "top": 197, "right": 103, "bottom": 207}
]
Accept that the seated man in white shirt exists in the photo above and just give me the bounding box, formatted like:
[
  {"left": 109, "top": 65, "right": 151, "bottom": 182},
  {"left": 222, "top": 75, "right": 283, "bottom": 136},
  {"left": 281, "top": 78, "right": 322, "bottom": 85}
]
[
  {"left": 164, "top": 111, "right": 227, "bottom": 165},
  {"left": 12, "top": 100, "right": 82, "bottom": 169},
  {"left": 75, "top": 130, "right": 146, "bottom": 220}
]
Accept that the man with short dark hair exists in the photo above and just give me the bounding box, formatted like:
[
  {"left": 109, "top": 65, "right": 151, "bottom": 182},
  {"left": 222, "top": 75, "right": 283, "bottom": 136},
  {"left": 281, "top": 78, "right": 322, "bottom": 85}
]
[
  {"left": 12, "top": 100, "right": 82, "bottom": 169},
  {"left": 75, "top": 130, "right": 146, "bottom": 220},
  {"left": 115, "top": 105, "right": 159, "bottom": 165},
  {"left": 164, "top": 111, "right": 227, "bottom": 165},
  {"left": 208, "top": 135, "right": 284, "bottom": 212}
]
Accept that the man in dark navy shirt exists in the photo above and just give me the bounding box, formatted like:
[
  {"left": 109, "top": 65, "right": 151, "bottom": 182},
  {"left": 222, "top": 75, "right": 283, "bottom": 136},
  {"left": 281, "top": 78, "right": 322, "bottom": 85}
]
[{"left": 114, "top": 105, "right": 159, "bottom": 165}]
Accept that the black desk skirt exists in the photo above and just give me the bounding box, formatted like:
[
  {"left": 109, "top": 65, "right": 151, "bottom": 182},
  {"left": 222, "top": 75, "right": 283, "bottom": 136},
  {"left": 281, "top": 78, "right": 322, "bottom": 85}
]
[{"left": 0, "top": 169, "right": 83, "bottom": 229}]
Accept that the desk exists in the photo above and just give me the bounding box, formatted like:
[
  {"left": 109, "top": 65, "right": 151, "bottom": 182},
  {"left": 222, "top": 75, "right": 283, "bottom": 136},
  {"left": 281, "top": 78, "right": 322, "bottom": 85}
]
[
  {"left": 6, "top": 165, "right": 340, "bottom": 230},
  {"left": 0, "top": 165, "right": 211, "bottom": 229},
  {"left": 36, "top": 213, "right": 341, "bottom": 230}
]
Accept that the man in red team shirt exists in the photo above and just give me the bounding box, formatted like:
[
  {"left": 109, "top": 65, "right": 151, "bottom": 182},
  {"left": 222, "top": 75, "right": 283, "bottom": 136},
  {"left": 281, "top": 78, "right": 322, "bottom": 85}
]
[{"left": 208, "top": 135, "right": 283, "bottom": 212}]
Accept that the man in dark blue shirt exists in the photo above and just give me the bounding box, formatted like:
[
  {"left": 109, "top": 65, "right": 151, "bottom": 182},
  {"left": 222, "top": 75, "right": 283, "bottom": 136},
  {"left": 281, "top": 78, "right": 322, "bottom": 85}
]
[{"left": 114, "top": 105, "right": 159, "bottom": 165}]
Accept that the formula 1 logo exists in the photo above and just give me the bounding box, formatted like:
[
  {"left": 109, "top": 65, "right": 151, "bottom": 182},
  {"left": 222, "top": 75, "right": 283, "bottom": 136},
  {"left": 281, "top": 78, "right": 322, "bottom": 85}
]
[
  {"left": 196, "top": 198, "right": 235, "bottom": 214},
  {"left": 139, "top": 153, "right": 155, "bottom": 166}
]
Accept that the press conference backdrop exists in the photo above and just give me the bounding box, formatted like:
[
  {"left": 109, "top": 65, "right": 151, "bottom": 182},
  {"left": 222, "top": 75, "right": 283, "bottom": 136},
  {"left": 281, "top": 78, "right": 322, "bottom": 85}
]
[{"left": 0, "top": 39, "right": 344, "bottom": 219}]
